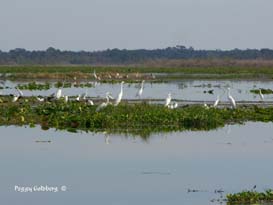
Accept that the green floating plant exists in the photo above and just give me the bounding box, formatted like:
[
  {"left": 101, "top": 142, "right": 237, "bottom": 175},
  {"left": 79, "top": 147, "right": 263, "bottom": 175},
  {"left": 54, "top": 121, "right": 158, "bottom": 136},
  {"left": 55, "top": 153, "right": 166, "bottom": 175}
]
[
  {"left": 250, "top": 88, "right": 273, "bottom": 95},
  {"left": 1, "top": 96, "right": 273, "bottom": 137},
  {"left": 227, "top": 190, "right": 273, "bottom": 204}
]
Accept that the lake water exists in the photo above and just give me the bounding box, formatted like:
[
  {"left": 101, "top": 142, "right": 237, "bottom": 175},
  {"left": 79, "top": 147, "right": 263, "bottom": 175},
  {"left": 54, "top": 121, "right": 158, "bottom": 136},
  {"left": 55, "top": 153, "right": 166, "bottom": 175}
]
[
  {"left": 2, "top": 79, "right": 273, "bottom": 102},
  {"left": 1, "top": 122, "right": 273, "bottom": 205}
]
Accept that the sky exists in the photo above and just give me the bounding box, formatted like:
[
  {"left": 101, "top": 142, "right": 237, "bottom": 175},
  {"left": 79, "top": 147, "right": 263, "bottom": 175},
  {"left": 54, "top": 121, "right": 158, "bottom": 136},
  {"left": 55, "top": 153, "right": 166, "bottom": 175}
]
[{"left": 0, "top": 0, "right": 273, "bottom": 51}]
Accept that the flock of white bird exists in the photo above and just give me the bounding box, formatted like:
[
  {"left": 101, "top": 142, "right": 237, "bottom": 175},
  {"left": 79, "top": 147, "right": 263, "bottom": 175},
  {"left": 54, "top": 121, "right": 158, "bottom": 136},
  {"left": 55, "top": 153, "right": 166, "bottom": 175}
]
[
  {"left": 7, "top": 70, "right": 266, "bottom": 110},
  {"left": 10, "top": 80, "right": 252, "bottom": 110}
]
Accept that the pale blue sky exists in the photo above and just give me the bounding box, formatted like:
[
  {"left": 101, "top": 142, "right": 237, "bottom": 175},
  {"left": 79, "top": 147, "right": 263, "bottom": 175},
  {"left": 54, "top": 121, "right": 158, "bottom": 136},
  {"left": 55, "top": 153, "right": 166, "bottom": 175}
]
[{"left": 0, "top": 0, "right": 272, "bottom": 51}]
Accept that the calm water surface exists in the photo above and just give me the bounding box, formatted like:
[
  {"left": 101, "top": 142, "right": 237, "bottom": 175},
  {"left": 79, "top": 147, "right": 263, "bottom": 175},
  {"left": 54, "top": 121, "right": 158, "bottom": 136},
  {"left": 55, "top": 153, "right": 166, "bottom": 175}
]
[{"left": 0, "top": 122, "right": 273, "bottom": 205}]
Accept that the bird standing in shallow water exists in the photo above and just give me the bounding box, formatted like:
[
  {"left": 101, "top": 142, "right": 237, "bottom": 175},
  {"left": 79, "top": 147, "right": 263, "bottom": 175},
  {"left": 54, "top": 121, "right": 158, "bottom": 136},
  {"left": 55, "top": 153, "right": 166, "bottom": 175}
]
[
  {"left": 87, "top": 99, "right": 94, "bottom": 105},
  {"left": 203, "top": 102, "right": 209, "bottom": 109},
  {"left": 76, "top": 94, "right": 81, "bottom": 102},
  {"left": 213, "top": 95, "right": 220, "bottom": 108},
  {"left": 114, "top": 81, "right": 124, "bottom": 106},
  {"left": 136, "top": 80, "right": 145, "bottom": 98},
  {"left": 64, "top": 95, "right": 68, "bottom": 103},
  {"left": 55, "top": 88, "right": 62, "bottom": 99},
  {"left": 93, "top": 70, "right": 97, "bottom": 79},
  {"left": 165, "top": 93, "right": 172, "bottom": 107},
  {"left": 12, "top": 87, "right": 24, "bottom": 102},
  {"left": 93, "top": 70, "right": 100, "bottom": 81},
  {"left": 16, "top": 87, "right": 24, "bottom": 97},
  {"left": 227, "top": 88, "right": 236, "bottom": 109},
  {"left": 82, "top": 89, "right": 88, "bottom": 100},
  {"left": 168, "top": 101, "right": 178, "bottom": 109},
  {"left": 37, "top": 96, "right": 44, "bottom": 102},
  {"left": 259, "top": 89, "right": 264, "bottom": 101},
  {"left": 96, "top": 92, "right": 113, "bottom": 111},
  {"left": 12, "top": 95, "right": 20, "bottom": 102}
]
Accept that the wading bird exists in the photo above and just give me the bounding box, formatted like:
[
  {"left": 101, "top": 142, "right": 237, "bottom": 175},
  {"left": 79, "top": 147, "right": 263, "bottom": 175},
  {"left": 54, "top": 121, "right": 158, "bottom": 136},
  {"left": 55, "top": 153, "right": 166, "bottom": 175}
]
[
  {"left": 56, "top": 88, "right": 62, "bottom": 99},
  {"left": 168, "top": 101, "right": 178, "bottom": 109},
  {"left": 114, "top": 81, "right": 124, "bottom": 106},
  {"left": 93, "top": 70, "right": 101, "bottom": 80},
  {"left": 87, "top": 99, "right": 94, "bottom": 105},
  {"left": 96, "top": 92, "right": 113, "bottom": 111},
  {"left": 165, "top": 93, "right": 172, "bottom": 107},
  {"left": 82, "top": 89, "right": 88, "bottom": 100},
  {"left": 213, "top": 95, "right": 220, "bottom": 108},
  {"left": 227, "top": 88, "right": 236, "bottom": 109},
  {"left": 64, "top": 95, "right": 68, "bottom": 103},
  {"left": 12, "top": 87, "right": 24, "bottom": 102},
  {"left": 76, "top": 94, "right": 81, "bottom": 102},
  {"left": 12, "top": 94, "right": 20, "bottom": 102},
  {"left": 204, "top": 102, "right": 209, "bottom": 109},
  {"left": 259, "top": 89, "right": 264, "bottom": 101},
  {"left": 136, "top": 80, "right": 145, "bottom": 98},
  {"left": 16, "top": 87, "right": 24, "bottom": 96},
  {"left": 37, "top": 96, "right": 44, "bottom": 102},
  {"left": 93, "top": 70, "right": 97, "bottom": 79}
]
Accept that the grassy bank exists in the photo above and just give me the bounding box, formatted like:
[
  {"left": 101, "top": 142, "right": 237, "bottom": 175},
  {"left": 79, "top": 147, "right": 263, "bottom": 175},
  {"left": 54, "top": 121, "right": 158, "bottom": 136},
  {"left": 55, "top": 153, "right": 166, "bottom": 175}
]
[
  {"left": 1, "top": 65, "right": 273, "bottom": 80},
  {"left": 1, "top": 97, "right": 273, "bottom": 137}
]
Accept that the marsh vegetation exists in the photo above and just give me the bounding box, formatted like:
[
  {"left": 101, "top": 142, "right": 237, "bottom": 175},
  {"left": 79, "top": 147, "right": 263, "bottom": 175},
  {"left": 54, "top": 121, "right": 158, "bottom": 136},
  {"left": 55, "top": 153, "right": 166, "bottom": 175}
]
[
  {"left": 1, "top": 96, "right": 273, "bottom": 137},
  {"left": 227, "top": 190, "right": 273, "bottom": 204}
]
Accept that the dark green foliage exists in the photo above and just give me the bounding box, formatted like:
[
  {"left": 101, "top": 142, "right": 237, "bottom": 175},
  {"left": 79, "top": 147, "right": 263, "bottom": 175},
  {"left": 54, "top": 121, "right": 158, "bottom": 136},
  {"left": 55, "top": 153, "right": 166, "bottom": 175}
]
[
  {"left": 1, "top": 47, "right": 273, "bottom": 65},
  {"left": 54, "top": 81, "right": 72, "bottom": 88},
  {"left": 227, "top": 190, "right": 273, "bottom": 204},
  {"left": 1, "top": 97, "right": 273, "bottom": 137},
  {"left": 250, "top": 88, "right": 273, "bottom": 95},
  {"left": 17, "top": 82, "right": 50, "bottom": 90}
]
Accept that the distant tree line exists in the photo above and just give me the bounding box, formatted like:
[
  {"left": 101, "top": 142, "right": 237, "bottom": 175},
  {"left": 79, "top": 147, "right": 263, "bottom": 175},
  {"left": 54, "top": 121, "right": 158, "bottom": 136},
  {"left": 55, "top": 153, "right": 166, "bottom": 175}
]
[{"left": 1, "top": 46, "right": 273, "bottom": 65}]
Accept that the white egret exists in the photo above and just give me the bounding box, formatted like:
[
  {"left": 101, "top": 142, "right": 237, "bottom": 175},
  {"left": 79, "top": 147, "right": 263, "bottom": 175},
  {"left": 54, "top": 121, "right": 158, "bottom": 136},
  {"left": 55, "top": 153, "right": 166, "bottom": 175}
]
[
  {"left": 64, "top": 95, "right": 68, "bottom": 103},
  {"left": 56, "top": 88, "right": 62, "bottom": 99},
  {"left": 203, "top": 102, "right": 209, "bottom": 109},
  {"left": 114, "top": 81, "right": 124, "bottom": 106},
  {"left": 16, "top": 87, "right": 24, "bottom": 96},
  {"left": 76, "top": 94, "right": 81, "bottom": 102},
  {"left": 136, "top": 80, "right": 145, "bottom": 98},
  {"left": 37, "top": 96, "right": 44, "bottom": 102},
  {"left": 83, "top": 89, "right": 88, "bottom": 100},
  {"left": 213, "top": 95, "right": 220, "bottom": 108},
  {"left": 168, "top": 101, "right": 178, "bottom": 109},
  {"left": 259, "top": 89, "right": 264, "bottom": 101},
  {"left": 12, "top": 87, "right": 23, "bottom": 102},
  {"left": 12, "top": 95, "right": 20, "bottom": 102},
  {"left": 93, "top": 70, "right": 101, "bottom": 80},
  {"left": 93, "top": 70, "right": 98, "bottom": 79},
  {"left": 87, "top": 99, "right": 94, "bottom": 105},
  {"left": 227, "top": 88, "right": 236, "bottom": 109},
  {"left": 165, "top": 93, "right": 172, "bottom": 107},
  {"left": 96, "top": 92, "right": 113, "bottom": 111}
]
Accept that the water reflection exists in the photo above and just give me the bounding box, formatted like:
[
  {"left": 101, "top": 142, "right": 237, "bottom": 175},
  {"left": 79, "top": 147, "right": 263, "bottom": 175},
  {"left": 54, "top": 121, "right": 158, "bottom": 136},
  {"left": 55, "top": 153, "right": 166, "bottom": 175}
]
[{"left": 0, "top": 122, "right": 273, "bottom": 204}]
